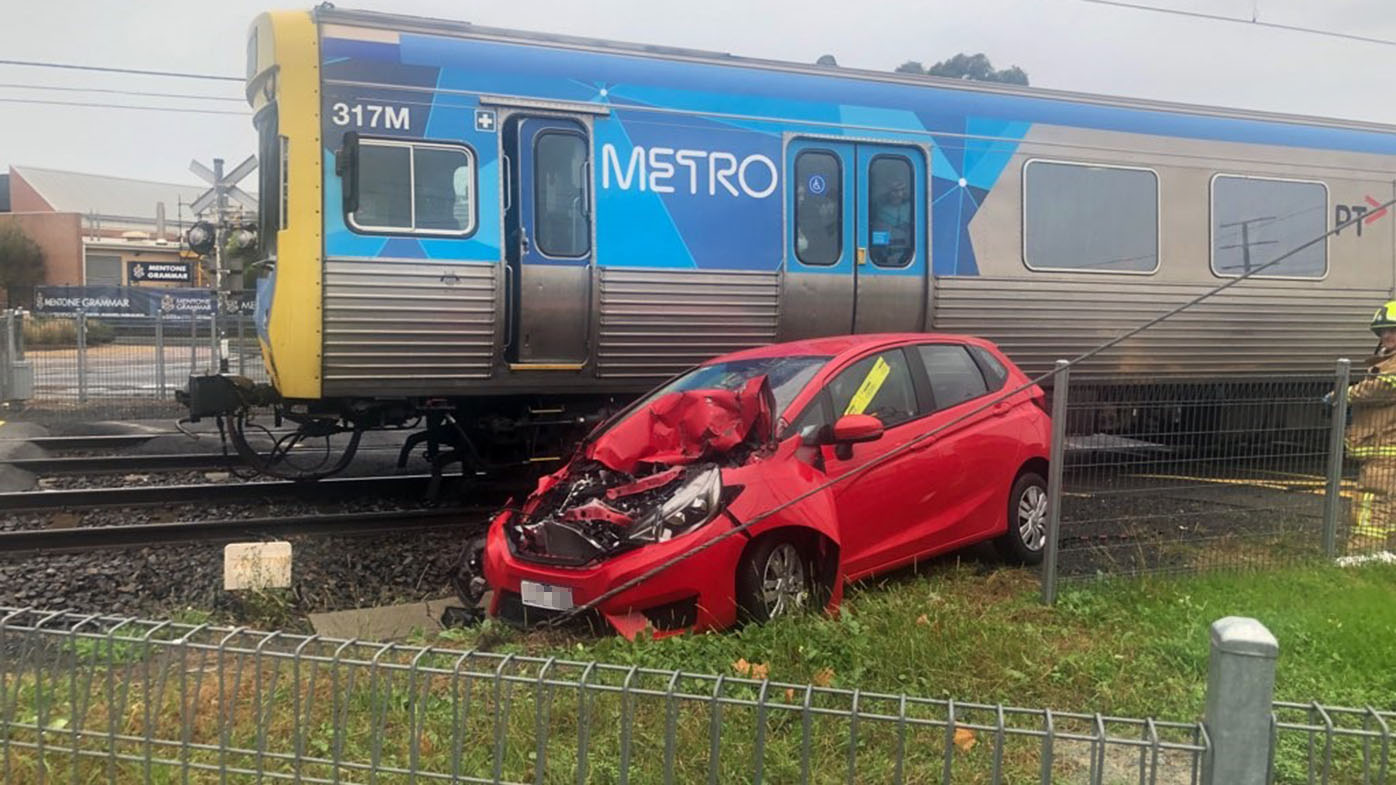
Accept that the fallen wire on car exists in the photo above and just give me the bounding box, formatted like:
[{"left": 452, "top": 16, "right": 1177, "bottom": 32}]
[{"left": 462, "top": 196, "right": 1396, "bottom": 633}]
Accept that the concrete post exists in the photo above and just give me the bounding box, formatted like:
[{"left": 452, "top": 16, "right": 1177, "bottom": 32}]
[
  {"left": 76, "top": 310, "right": 88, "bottom": 404},
  {"left": 155, "top": 312, "right": 166, "bottom": 400},
  {"left": 1202, "top": 616, "right": 1279, "bottom": 785},
  {"left": 1323, "top": 358, "right": 1351, "bottom": 558},
  {"left": 1041, "top": 359, "right": 1069, "bottom": 605}
]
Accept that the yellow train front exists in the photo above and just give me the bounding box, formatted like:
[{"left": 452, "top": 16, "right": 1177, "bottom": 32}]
[{"left": 186, "top": 6, "right": 1396, "bottom": 478}]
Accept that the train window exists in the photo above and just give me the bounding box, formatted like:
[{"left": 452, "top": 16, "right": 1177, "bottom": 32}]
[
  {"left": 534, "top": 131, "right": 590, "bottom": 258},
  {"left": 1211, "top": 175, "right": 1327, "bottom": 279},
  {"left": 1023, "top": 160, "right": 1159, "bottom": 273},
  {"left": 868, "top": 155, "right": 915, "bottom": 267},
  {"left": 916, "top": 344, "right": 988, "bottom": 411},
  {"left": 347, "top": 139, "right": 476, "bottom": 236},
  {"left": 794, "top": 151, "right": 842, "bottom": 266},
  {"left": 352, "top": 143, "right": 412, "bottom": 230}
]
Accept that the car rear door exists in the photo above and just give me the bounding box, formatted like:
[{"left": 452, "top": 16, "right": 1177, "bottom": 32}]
[{"left": 909, "top": 343, "right": 1021, "bottom": 546}]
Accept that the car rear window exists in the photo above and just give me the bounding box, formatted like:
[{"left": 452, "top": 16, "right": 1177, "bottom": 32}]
[
  {"left": 968, "top": 345, "right": 1008, "bottom": 392},
  {"left": 917, "top": 344, "right": 988, "bottom": 410}
]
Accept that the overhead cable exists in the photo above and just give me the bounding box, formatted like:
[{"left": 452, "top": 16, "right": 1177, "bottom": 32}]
[
  {"left": 0, "top": 83, "right": 243, "bottom": 102},
  {"left": 0, "top": 58, "right": 242, "bottom": 81},
  {"left": 1081, "top": 0, "right": 1396, "bottom": 47},
  {"left": 0, "top": 98, "right": 248, "bottom": 116}
]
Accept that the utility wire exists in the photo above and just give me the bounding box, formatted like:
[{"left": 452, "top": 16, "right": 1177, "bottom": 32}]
[
  {"left": 0, "top": 82, "right": 243, "bottom": 102},
  {"left": 0, "top": 98, "right": 248, "bottom": 116},
  {"left": 541, "top": 193, "right": 1396, "bottom": 628},
  {"left": 0, "top": 58, "right": 242, "bottom": 81},
  {"left": 1081, "top": 0, "right": 1396, "bottom": 48}
]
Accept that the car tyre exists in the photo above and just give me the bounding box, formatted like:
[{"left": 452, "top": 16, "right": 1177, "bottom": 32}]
[
  {"left": 995, "top": 471, "right": 1048, "bottom": 565},
  {"left": 737, "top": 536, "right": 816, "bottom": 623}
]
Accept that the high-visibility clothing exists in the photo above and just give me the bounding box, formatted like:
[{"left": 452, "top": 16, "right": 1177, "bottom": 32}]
[
  {"left": 1351, "top": 458, "right": 1396, "bottom": 548},
  {"left": 1346, "top": 350, "right": 1396, "bottom": 551}
]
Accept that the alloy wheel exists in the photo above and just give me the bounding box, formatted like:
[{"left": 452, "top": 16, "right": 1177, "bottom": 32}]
[
  {"left": 1018, "top": 485, "right": 1048, "bottom": 551},
  {"left": 760, "top": 542, "right": 809, "bottom": 617}
]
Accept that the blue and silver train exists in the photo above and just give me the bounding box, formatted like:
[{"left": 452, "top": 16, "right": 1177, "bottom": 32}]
[{"left": 194, "top": 5, "right": 1396, "bottom": 473}]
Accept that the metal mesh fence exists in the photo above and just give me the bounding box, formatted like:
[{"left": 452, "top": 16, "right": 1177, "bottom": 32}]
[
  {"left": 7, "top": 311, "right": 266, "bottom": 420},
  {"left": 1055, "top": 374, "right": 1341, "bottom": 580},
  {"left": 0, "top": 608, "right": 1215, "bottom": 785}
]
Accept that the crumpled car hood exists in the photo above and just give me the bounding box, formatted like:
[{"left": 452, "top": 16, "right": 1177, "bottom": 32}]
[
  {"left": 499, "top": 376, "right": 775, "bottom": 567},
  {"left": 586, "top": 376, "right": 773, "bottom": 473}
]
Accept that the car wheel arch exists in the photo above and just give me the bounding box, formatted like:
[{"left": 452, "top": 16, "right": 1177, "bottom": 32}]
[{"left": 736, "top": 526, "right": 841, "bottom": 612}]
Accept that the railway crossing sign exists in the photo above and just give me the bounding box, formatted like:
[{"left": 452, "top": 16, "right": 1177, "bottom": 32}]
[{"left": 189, "top": 156, "right": 258, "bottom": 216}]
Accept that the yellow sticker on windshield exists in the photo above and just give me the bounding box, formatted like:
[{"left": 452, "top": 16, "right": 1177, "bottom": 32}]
[{"left": 844, "top": 356, "right": 891, "bottom": 416}]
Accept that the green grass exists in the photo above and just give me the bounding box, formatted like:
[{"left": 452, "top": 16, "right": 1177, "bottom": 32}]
[
  {"left": 5, "top": 561, "right": 1394, "bottom": 784},
  {"left": 435, "top": 559, "right": 1396, "bottom": 720}
]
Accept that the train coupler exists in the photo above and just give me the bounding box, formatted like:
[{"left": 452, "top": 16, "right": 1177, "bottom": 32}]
[{"left": 177, "top": 374, "right": 280, "bottom": 421}]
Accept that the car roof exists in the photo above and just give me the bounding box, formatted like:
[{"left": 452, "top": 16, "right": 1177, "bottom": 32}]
[{"left": 705, "top": 333, "right": 996, "bottom": 365}]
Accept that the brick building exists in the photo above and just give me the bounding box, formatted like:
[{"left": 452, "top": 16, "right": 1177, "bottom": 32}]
[{"left": 0, "top": 165, "right": 243, "bottom": 289}]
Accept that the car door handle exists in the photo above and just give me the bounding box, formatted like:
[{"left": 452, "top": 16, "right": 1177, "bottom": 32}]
[{"left": 992, "top": 400, "right": 1011, "bottom": 415}]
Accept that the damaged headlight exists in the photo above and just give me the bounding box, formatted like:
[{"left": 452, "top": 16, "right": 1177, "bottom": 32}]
[{"left": 629, "top": 465, "right": 723, "bottom": 544}]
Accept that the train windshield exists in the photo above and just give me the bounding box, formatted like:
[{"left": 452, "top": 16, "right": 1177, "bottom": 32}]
[
  {"left": 637, "top": 355, "right": 831, "bottom": 418},
  {"left": 254, "top": 104, "right": 280, "bottom": 261}
]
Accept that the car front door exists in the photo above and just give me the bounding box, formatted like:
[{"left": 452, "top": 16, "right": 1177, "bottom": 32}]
[{"left": 807, "top": 347, "right": 934, "bottom": 577}]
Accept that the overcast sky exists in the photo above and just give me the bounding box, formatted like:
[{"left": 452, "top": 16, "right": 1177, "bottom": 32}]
[{"left": 2, "top": 0, "right": 1394, "bottom": 186}]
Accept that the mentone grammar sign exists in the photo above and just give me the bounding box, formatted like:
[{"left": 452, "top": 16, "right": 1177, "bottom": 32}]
[{"left": 34, "top": 287, "right": 253, "bottom": 318}]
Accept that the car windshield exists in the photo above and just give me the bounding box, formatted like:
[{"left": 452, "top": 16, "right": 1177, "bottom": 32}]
[{"left": 634, "top": 355, "right": 831, "bottom": 417}]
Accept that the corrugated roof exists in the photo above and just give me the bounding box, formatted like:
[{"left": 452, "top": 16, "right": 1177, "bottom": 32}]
[{"left": 8, "top": 165, "right": 244, "bottom": 224}]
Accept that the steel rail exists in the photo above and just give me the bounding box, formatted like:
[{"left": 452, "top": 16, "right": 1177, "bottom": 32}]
[
  {"left": 22, "top": 435, "right": 161, "bottom": 451},
  {"left": 0, "top": 508, "right": 489, "bottom": 556},
  {"left": 9, "top": 453, "right": 236, "bottom": 474},
  {"left": 0, "top": 473, "right": 446, "bottom": 511}
]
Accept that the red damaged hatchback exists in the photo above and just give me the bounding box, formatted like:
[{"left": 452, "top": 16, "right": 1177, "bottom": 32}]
[{"left": 483, "top": 333, "right": 1051, "bottom": 636}]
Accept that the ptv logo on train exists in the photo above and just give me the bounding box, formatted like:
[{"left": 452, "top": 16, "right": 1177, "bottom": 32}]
[{"left": 601, "top": 144, "right": 779, "bottom": 199}]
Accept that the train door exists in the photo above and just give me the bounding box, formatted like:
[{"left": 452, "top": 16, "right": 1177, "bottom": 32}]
[
  {"left": 503, "top": 116, "right": 592, "bottom": 367},
  {"left": 853, "top": 144, "right": 926, "bottom": 333},
  {"left": 782, "top": 139, "right": 926, "bottom": 337}
]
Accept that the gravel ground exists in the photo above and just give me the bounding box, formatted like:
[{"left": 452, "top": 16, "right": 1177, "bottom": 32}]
[{"left": 0, "top": 516, "right": 486, "bottom": 630}]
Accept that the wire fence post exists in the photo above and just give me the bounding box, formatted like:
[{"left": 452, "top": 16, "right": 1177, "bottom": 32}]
[
  {"left": 155, "top": 311, "right": 166, "bottom": 400},
  {"left": 1, "top": 309, "right": 13, "bottom": 401},
  {"left": 76, "top": 309, "right": 88, "bottom": 404},
  {"left": 1202, "top": 616, "right": 1279, "bottom": 785},
  {"left": 236, "top": 312, "right": 245, "bottom": 377},
  {"left": 1041, "top": 359, "right": 1069, "bottom": 605},
  {"left": 1322, "top": 358, "right": 1351, "bottom": 559}
]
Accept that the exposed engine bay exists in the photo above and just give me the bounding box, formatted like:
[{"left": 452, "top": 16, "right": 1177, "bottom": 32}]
[{"left": 504, "top": 376, "right": 774, "bottom": 566}]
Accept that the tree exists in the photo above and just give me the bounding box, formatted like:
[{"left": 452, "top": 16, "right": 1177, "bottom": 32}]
[
  {"left": 899, "top": 53, "right": 1030, "bottom": 86},
  {"left": 926, "top": 53, "right": 1028, "bottom": 85},
  {"left": 0, "top": 221, "right": 44, "bottom": 307}
]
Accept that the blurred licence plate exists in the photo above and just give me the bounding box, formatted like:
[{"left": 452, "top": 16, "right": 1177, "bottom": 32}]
[{"left": 520, "top": 580, "right": 574, "bottom": 611}]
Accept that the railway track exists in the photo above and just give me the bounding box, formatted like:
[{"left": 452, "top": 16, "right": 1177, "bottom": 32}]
[
  {"left": 0, "top": 507, "right": 490, "bottom": 556},
  {"left": 0, "top": 473, "right": 490, "bottom": 511}
]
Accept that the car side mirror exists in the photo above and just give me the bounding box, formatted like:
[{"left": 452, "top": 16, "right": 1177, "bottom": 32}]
[
  {"left": 805, "top": 414, "right": 883, "bottom": 460},
  {"left": 833, "top": 414, "right": 884, "bottom": 444}
]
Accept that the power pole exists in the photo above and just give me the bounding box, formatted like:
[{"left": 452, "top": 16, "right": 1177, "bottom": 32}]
[{"left": 1218, "top": 215, "right": 1278, "bottom": 275}]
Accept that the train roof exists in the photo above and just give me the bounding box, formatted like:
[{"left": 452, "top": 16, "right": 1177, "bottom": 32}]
[{"left": 312, "top": 5, "right": 1396, "bottom": 139}]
